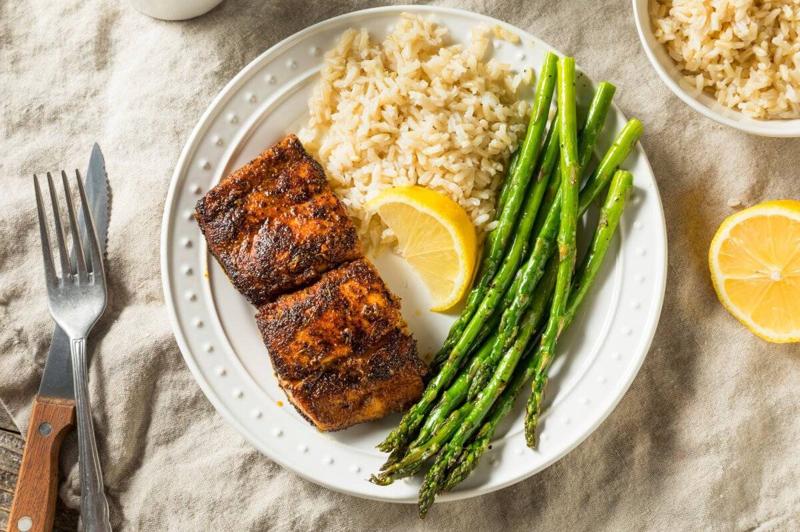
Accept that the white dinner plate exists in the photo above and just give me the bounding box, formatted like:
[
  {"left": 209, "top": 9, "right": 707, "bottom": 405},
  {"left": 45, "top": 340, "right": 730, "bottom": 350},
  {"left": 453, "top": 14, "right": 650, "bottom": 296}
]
[{"left": 161, "top": 5, "right": 667, "bottom": 503}]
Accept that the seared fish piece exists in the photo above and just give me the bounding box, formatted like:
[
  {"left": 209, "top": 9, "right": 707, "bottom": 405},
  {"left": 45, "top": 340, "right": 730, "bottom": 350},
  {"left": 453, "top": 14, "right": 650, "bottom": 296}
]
[
  {"left": 256, "top": 259, "right": 426, "bottom": 431},
  {"left": 195, "top": 134, "right": 361, "bottom": 305}
]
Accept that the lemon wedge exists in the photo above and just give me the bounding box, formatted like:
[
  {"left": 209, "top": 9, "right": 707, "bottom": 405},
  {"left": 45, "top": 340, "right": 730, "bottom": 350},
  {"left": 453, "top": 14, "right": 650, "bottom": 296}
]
[
  {"left": 709, "top": 200, "right": 800, "bottom": 343},
  {"left": 368, "top": 186, "right": 477, "bottom": 312}
]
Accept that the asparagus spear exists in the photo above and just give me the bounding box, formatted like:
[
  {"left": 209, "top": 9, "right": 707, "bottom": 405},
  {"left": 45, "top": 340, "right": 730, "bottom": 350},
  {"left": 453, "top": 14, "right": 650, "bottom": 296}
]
[
  {"left": 467, "top": 81, "right": 617, "bottom": 398},
  {"left": 427, "top": 52, "right": 559, "bottom": 372},
  {"left": 378, "top": 53, "right": 559, "bottom": 455},
  {"left": 416, "top": 57, "right": 582, "bottom": 518},
  {"left": 577, "top": 82, "right": 616, "bottom": 172},
  {"left": 495, "top": 150, "right": 520, "bottom": 214},
  {"left": 525, "top": 168, "right": 635, "bottom": 445},
  {"left": 552, "top": 53, "right": 582, "bottom": 373},
  {"left": 443, "top": 170, "right": 633, "bottom": 489}
]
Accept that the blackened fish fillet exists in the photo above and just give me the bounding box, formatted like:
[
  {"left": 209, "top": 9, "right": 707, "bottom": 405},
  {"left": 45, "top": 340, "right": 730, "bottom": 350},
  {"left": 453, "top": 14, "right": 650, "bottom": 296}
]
[
  {"left": 256, "top": 259, "right": 426, "bottom": 431},
  {"left": 194, "top": 134, "right": 361, "bottom": 305}
]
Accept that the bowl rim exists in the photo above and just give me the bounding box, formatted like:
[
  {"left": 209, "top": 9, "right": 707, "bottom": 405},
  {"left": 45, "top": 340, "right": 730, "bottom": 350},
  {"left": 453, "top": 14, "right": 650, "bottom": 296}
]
[{"left": 631, "top": 0, "right": 800, "bottom": 138}]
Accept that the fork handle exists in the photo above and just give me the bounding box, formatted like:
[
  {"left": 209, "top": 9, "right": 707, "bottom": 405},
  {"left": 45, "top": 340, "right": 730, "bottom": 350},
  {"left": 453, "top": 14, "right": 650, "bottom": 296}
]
[
  {"left": 8, "top": 396, "right": 75, "bottom": 532},
  {"left": 71, "top": 338, "right": 112, "bottom": 532}
]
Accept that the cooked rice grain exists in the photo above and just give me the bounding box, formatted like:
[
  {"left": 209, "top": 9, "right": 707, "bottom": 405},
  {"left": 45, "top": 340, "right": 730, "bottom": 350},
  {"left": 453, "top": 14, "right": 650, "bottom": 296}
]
[
  {"left": 651, "top": 0, "right": 800, "bottom": 119},
  {"left": 298, "top": 14, "right": 528, "bottom": 247}
]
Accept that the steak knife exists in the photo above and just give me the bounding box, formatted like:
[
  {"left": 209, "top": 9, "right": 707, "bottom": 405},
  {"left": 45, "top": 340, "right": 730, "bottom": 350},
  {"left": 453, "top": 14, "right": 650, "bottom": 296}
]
[{"left": 9, "top": 144, "right": 110, "bottom": 532}]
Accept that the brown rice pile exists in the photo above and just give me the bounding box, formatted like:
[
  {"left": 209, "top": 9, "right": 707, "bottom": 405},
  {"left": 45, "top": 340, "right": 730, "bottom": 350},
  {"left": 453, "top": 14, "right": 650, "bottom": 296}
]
[
  {"left": 651, "top": 0, "right": 800, "bottom": 119},
  {"left": 298, "top": 13, "right": 529, "bottom": 247}
]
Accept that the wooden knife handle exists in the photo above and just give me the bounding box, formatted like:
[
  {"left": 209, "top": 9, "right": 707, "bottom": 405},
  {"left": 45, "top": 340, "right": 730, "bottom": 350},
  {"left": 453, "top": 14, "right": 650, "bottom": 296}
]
[{"left": 8, "top": 396, "right": 75, "bottom": 532}]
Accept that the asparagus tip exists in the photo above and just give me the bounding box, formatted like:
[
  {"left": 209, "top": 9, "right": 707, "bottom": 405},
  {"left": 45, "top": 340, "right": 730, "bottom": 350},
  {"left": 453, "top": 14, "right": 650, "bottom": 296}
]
[
  {"left": 376, "top": 433, "right": 397, "bottom": 453},
  {"left": 417, "top": 488, "right": 435, "bottom": 519},
  {"left": 524, "top": 409, "right": 539, "bottom": 448},
  {"left": 369, "top": 473, "right": 394, "bottom": 486}
]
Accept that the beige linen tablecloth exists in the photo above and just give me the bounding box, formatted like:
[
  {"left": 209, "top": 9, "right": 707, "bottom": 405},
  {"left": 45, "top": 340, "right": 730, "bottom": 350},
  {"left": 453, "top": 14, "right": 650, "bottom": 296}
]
[{"left": 2, "top": 0, "right": 799, "bottom": 529}]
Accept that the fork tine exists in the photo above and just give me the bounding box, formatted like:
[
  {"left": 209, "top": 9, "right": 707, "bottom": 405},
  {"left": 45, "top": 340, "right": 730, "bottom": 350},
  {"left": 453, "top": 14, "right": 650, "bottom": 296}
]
[
  {"left": 60, "top": 170, "right": 88, "bottom": 282},
  {"left": 74, "top": 169, "right": 104, "bottom": 282},
  {"left": 33, "top": 175, "right": 58, "bottom": 288},
  {"left": 45, "top": 172, "right": 72, "bottom": 278}
]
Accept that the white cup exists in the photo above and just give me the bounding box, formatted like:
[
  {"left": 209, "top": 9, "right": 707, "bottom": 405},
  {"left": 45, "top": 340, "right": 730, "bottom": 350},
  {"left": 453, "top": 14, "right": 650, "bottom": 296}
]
[{"left": 130, "top": 0, "right": 224, "bottom": 21}]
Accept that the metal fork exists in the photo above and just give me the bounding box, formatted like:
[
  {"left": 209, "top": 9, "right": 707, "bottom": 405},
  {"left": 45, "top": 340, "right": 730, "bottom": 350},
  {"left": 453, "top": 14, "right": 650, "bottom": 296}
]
[{"left": 34, "top": 171, "right": 112, "bottom": 532}]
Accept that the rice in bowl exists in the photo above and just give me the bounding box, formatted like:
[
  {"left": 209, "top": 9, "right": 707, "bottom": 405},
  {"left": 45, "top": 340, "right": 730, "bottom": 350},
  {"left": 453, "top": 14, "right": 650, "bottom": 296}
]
[
  {"left": 298, "top": 13, "right": 529, "bottom": 248},
  {"left": 650, "top": 0, "right": 800, "bottom": 119}
]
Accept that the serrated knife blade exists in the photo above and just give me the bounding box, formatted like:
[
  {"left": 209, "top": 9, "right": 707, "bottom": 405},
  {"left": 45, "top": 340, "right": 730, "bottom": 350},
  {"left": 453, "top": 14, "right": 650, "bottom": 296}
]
[{"left": 38, "top": 144, "right": 110, "bottom": 398}]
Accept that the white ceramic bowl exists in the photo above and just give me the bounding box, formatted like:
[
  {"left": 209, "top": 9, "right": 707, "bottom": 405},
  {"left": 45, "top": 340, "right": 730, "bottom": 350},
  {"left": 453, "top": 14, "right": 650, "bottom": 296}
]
[
  {"left": 130, "top": 0, "right": 223, "bottom": 21},
  {"left": 632, "top": 0, "right": 800, "bottom": 137}
]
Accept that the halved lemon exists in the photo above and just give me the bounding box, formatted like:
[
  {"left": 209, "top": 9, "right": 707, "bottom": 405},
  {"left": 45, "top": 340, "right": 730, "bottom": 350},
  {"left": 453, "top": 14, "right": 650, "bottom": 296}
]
[
  {"left": 709, "top": 200, "right": 800, "bottom": 343},
  {"left": 368, "top": 186, "right": 477, "bottom": 312}
]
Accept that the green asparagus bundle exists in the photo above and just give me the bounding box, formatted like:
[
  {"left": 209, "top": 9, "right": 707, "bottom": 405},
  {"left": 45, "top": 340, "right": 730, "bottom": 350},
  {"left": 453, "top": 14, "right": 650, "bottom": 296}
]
[
  {"left": 377, "top": 52, "right": 559, "bottom": 456},
  {"left": 448, "top": 81, "right": 615, "bottom": 380},
  {"left": 443, "top": 169, "right": 634, "bottom": 490}
]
